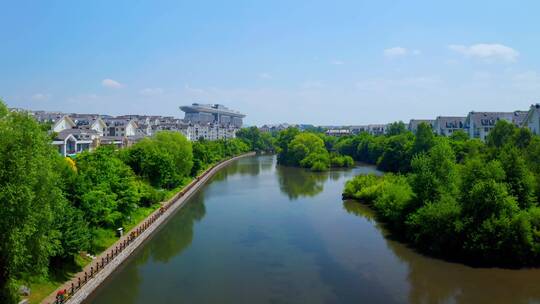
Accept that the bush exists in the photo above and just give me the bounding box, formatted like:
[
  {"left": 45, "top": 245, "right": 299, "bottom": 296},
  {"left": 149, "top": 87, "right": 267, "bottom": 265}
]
[
  {"left": 406, "top": 195, "right": 462, "bottom": 254},
  {"left": 343, "top": 174, "right": 382, "bottom": 201},
  {"left": 123, "top": 131, "right": 193, "bottom": 189},
  {"left": 372, "top": 175, "right": 414, "bottom": 226},
  {"left": 138, "top": 181, "right": 166, "bottom": 207},
  {"left": 330, "top": 154, "right": 354, "bottom": 168}
]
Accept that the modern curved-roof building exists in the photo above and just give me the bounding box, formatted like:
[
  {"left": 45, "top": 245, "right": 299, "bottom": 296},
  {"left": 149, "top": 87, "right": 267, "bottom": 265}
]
[{"left": 180, "top": 103, "right": 245, "bottom": 127}]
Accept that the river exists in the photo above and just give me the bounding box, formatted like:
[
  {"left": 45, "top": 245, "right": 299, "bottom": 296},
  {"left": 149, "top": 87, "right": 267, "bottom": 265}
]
[{"left": 85, "top": 155, "right": 540, "bottom": 304}]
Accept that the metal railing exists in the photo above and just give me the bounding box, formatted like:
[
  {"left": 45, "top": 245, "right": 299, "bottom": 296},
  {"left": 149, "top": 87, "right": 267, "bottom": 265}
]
[{"left": 51, "top": 156, "right": 238, "bottom": 304}]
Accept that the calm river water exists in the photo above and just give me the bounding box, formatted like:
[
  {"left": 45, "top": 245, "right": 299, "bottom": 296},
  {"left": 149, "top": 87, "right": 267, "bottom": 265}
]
[{"left": 86, "top": 155, "right": 540, "bottom": 304}]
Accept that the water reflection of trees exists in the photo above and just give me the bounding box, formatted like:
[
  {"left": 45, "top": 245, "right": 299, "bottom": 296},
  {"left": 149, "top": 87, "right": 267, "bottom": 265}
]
[
  {"left": 276, "top": 165, "right": 329, "bottom": 200},
  {"left": 86, "top": 195, "right": 207, "bottom": 304},
  {"left": 342, "top": 200, "right": 540, "bottom": 304},
  {"left": 149, "top": 192, "right": 206, "bottom": 263},
  {"left": 212, "top": 156, "right": 274, "bottom": 182}
]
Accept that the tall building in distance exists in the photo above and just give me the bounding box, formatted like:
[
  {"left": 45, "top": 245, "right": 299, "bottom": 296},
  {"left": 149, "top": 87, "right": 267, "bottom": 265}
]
[{"left": 179, "top": 103, "right": 245, "bottom": 127}]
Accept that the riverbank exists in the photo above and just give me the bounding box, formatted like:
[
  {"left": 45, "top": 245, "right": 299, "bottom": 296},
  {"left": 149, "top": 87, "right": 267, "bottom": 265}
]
[{"left": 41, "top": 152, "right": 255, "bottom": 304}]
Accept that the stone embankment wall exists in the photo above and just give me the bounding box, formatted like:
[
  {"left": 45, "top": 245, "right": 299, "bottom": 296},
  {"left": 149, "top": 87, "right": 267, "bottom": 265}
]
[{"left": 43, "top": 152, "right": 255, "bottom": 304}]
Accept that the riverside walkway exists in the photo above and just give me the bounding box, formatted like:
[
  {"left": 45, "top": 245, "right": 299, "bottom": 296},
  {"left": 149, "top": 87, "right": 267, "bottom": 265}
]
[{"left": 42, "top": 152, "right": 256, "bottom": 304}]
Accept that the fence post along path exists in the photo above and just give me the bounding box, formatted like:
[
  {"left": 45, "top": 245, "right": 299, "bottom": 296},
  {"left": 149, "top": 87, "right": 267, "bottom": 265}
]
[{"left": 43, "top": 152, "right": 256, "bottom": 304}]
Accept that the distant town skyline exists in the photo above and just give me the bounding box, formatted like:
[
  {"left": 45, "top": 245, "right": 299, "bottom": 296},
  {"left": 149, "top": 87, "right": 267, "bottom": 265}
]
[{"left": 1, "top": 1, "right": 539, "bottom": 125}]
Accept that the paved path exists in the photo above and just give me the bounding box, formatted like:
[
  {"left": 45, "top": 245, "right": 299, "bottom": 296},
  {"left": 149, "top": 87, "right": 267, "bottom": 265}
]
[{"left": 41, "top": 152, "right": 255, "bottom": 304}]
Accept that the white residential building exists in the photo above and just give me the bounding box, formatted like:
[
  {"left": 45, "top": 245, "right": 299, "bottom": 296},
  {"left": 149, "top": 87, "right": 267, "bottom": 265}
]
[
  {"left": 103, "top": 119, "right": 138, "bottom": 137},
  {"left": 524, "top": 104, "right": 540, "bottom": 135},
  {"left": 465, "top": 112, "right": 514, "bottom": 141},
  {"left": 51, "top": 115, "right": 76, "bottom": 133},
  {"left": 368, "top": 124, "right": 387, "bottom": 136},
  {"left": 408, "top": 119, "right": 435, "bottom": 133},
  {"left": 71, "top": 115, "right": 107, "bottom": 136},
  {"left": 434, "top": 116, "right": 466, "bottom": 136},
  {"left": 326, "top": 129, "right": 351, "bottom": 137},
  {"left": 52, "top": 129, "right": 100, "bottom": 156}
]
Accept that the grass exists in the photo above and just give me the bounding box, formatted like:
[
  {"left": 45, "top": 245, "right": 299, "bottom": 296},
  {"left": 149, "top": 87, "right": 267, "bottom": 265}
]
[
  {"left": 27, "top": 163, "right": 218, "bottom": 303},
  {"left": 24, "top": 254, "right": 93, "bottom": 304}
]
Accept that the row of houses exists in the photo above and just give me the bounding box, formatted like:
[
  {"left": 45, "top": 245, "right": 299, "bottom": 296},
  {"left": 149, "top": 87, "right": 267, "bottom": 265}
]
[
  {"left": 29, "top": 111, "right": 240, "bottom": 157},
  {"left": 322, "top": 104, "right": 540, "bottom": 140},
  {"left": 408, "top": 109, "right": 531, "bottom": 141}
]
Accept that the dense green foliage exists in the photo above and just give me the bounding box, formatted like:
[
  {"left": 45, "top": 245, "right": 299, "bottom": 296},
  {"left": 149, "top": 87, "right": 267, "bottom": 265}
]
[
  {"left": 0, "top": 103, "right": 260, "bottom": 304},
  {"left": 236, "top": 126, "right": 275, "bottom": 152},
  {"left": 191, "top": 138, "right": 250, "bottom": 175},
  {"left": 343, "top": 120, "right": 540, "bottom": 266},
  {"left": 276, "top": 128, "right": 355, "bottom": 171},
  {"left": 122, "top": 132, "right": 193, "bottom": 189},
  {"left": 0, "top": 101, "right": 89, "bottom": 303}
]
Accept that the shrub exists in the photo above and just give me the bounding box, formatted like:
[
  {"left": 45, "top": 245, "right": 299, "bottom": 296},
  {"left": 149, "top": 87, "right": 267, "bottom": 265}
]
[
  {"left": 138, "top": 181, "right": 166, "bottom": 207},
  {"left": 406, "top": 195, "right": 462, "bottom": 254},
  {"left": 372, "top": 175, "right": 414, "bottom": 226},
  {"left": 343, "top": 174, "right": 382, "bottom": 201}
]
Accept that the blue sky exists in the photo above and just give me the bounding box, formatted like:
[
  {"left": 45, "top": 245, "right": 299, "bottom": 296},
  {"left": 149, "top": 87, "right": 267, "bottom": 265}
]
[{"left": 1, "top": 0, "right": 539, "bottom": 125}]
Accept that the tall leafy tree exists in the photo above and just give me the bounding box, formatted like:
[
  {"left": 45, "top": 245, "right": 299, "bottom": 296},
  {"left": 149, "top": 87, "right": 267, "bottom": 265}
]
[
  {"left": 498, "top": 145, "right": 537, "bottom": 209},
  {"left": 75, "top": 146, "right": 141, "bottom": 228},
  {"left": 487, "top": 120, "right": 516, "bottom": 148},
  {"left": 0, "top": 104, "right": 66, "bottom": 303},
  {"left": 412, "top": 122, "right": 435, "bottom": 155},
  {"left": 276, "top": 127, "right": 300, "bottom": 165},
  {"left": 386, "top": 121, "right": 408, "bottom": 136},
  {"left": 410, "top": 139, "right": 459, "bottom": 206},
  {"left": 124, "top": 131, "right": 193, "bottom": 188}
]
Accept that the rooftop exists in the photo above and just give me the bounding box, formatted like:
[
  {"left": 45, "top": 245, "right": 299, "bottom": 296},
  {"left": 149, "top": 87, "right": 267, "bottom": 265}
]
[{"left": 180, "top": 103, "right": 245, "bottom": 118}]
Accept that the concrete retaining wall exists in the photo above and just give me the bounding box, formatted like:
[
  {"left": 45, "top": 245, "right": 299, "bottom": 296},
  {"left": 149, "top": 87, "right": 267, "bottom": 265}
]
[{"left": 43, "top": 152, "right": 255, "bottom": 304}]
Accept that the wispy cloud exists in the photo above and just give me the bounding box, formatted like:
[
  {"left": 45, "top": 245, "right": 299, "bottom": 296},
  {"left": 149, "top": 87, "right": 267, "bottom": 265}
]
[
  {"left": 384, "top": 47, "right": 408, "bottom": 58},
  {"left": 31, "top": 93, "right": 50, "bottom": 101},
  {"left": 102, "top": 78, "right": 124, "bottom": 89},
  {"left": 140, "top": 88, "right": 164, "bottom": 96},
  {"left": 449, "top": 43, "right": 519, "bottom": 62},
  {"left": 330, "top": 59, "right": 345, "bottom": 65}
]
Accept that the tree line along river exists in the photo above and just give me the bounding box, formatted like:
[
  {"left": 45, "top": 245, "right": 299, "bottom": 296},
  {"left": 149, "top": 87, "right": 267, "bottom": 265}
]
[{"left": 84, "top": 155, "right": 540, "bottom": 304}]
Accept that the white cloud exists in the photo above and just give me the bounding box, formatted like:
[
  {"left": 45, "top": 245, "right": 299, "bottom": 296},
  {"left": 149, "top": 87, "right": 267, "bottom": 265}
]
[
  {"left": 140, "top": 88, "right": 164, "bottom": 96},
  {"left": 258, "top": 72, "right": 272, "bottom": 79},
  {"left": 331, "top": 59, "right": 345, "bottom": 65},
  {"left": 31, "top": 93, "right": 50, "bottom": 101},
  {"left": 448, "top": 43, "right": 519, "bottom": 62},
  {"left": 384, "top": 47, "right": 408, "bottom": 58},
  {"left": 102, "top": 78, "right": 124, "bottom": 89}
]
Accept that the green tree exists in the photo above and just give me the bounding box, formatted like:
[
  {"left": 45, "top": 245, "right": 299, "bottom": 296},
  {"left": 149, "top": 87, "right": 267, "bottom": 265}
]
[
  {"left": 0, "top": 109, "right": 66, "bottom": 303},
  {"left": 410, "top": 139, "right": 459, "bottom": 206},
  {"left": 449, "top": 129, "right": 469, "bottom": 141},
  {"left": 124, "top": 131, "right": 193, "bottom": 188},
  {"left": 0, "top": 99, "right": 7, "bottom": 118},
  {"left": 498, "top": 145, "right": 537, "bottom": 209},
  {"left": 412, "top": 122, "right": 435, "bottom": 155},
  {"left": 386, "top": 121, "right": 408, "bottom": 136},
  {"left": 513, "top": 127, "right": 533, "bottom": 149},
  {"left": 288, "top": 133, "right": 330, "bottom": 170},
  {"left": 236, "top": 126, "right": 275, "bottom": 152},
  {"left": 377, "top": 133, "right": 413, "bottom": 172},
  {"left": 276, "top": 128, "right": 300, "bottom": 165},
  {"left": 486, "top": 120, "right": 516, "bottom": 148},
  {"left": 75, "top": 146, "right": 141, "bottom": 228}
]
